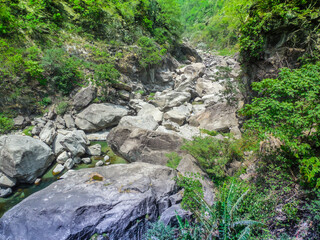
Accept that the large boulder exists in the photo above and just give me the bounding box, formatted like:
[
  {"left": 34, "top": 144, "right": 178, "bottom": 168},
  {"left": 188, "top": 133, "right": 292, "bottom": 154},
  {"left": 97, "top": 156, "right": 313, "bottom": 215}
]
[
  {"left": 73, "top": 86, "right": 97, "bottom": 111},
  {"left": 0, "top": 135, "right": 54, "bottom": 183},
  {"left": 137, "top": 103, "right": 163, "bottom": 123},
  {"left": 59, "top": 130, "right": 90, "bottom": 157},
  {"left": 39, "top": 121, "right": 56, "bottom": 145},
  {"left": 107, "top": 127, "right": 184, "bottom": 165},
  {"left": 151, "top": 90, "right": 191, "bottom": 111},
  {"left": 0, "top": 163, "right": 178, "bottom": 240},
  {"left": 189, "top": 102, "right": 239, "bottom": 134},
  {"left": 75, "top": 103, "right": 129, "bottom": 132}
]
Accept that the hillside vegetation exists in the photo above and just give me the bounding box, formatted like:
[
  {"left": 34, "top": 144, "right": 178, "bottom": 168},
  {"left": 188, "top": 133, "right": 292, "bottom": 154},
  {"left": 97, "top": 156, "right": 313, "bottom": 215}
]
[{"left": 0, "top": 0, "right": 182, "bottom": 116}]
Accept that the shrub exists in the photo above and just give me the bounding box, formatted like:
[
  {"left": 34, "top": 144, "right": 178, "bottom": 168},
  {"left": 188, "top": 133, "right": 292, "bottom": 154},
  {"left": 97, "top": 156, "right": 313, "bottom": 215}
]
[
  {"left": 166, "top": 152, "right": 182, "bottom": 169},
  {"left": 137, "top": 37, "right": 164, "bottom": 68},
  {"left": 0, "top": 114, "right": 14, "bottom": 134},
  {"left": 240, "top": 63, "right": 320, "bottom": 187},
  {"left": 22, "top": 126, "right": 34, "bottom": 136},
  {"left": 41, "top": 48, "right": 83, "bottom": 95}
]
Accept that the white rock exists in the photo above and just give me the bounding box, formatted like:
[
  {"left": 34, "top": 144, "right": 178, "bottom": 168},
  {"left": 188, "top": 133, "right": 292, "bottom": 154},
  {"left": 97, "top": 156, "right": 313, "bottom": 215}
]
[
  {"left": 87, "top": 144, "right": 102, "bottom": 156},
  {"left": 96, "top": 160, "right": 104, "bottom": 167},
  {"left": 53, "top": 164, "right": 65, "bottom": 175},
  {"left": 56, "top": 151, "right": 69, "bottom": 164}
]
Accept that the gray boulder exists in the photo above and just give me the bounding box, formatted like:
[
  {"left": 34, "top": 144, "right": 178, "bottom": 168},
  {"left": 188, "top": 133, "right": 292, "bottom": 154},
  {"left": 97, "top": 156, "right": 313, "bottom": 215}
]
[
  {"left": 0, "top": 172, "right": 16, "bottom": 188},
  {"left": 59, "top": 130, "right": 89, "bottom": 157},
  {"left": 137, "top": 103, "right": 163, "bottom": 123},
  {"left": 87, "top": 144, "right": 102, "bottom": 156},
  {"left": 117, "top": 115, "right": 159, "bottom": 131},
  {"left": 0, "top": 163, "right": 178, "bottom": 240},
  {"left": 0, "top": 187, "right": 12, "bottom": 198},
  {"left": 39, "top": 121, "right": 56, "bottom": 145},
  {"left": 107, "top": 127, "right": 184, "bottom": 166},
  {"left": 189, "top": 102, "right": 239, "bottom": 134},
  {"left": 75, "top": 103, "right": 129, "bottom": 132},
  {"left": 151, "top": 90, "right": 191, "bottom": 111},
  {"left": 0, "top": 135, "right": 54, "bottom": 183},
  {"left": 73, "top": 86, "right": 97, "bottom": 111},
  {"left": 63, "top": 114, "right": 76, "bottom": 129}
]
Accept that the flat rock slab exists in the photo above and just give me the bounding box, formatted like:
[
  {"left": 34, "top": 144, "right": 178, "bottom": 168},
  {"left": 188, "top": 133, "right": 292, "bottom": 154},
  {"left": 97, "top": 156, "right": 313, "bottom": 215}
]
[
  {"left": 0, "top": 163, "right": 178, "bottom": 240},
  {"left": 107, "top": 127, "right": 184, "bottom": 166}
]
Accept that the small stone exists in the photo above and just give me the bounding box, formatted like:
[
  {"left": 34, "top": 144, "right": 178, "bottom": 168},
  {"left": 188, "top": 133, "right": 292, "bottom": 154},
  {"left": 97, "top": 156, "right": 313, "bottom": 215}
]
[
  {"left": 34, "top": 178, "right": 41, "bottom": 186},
  {"left": 82, "top": 158, "right": 91, "bottom": 164},
  {"left": 104, "top": 155, "right": 110, "bottom": 161},
  {"left": 0, "top": 187, "right": 12, "bottom": 198},
  {"left": 73, "top": 157, "right": 81, "bottom": 164},
  {"left": 87, "top": 144, "right": 102, "bottom": 156},
  {"left": 56, "top": 151, "right": 69, "bottom": 164},
  {"left": 0, "top": 172, "right": 16, "bottom": 188},
  {"left": 53, "top": 164, "right": 65, "bottom": 175},
  {"left": 95, "top": 160, "right": 104, "bottom": 167},
  {"left": 64, "top": 159, "right": 74, "bottom": 170}
]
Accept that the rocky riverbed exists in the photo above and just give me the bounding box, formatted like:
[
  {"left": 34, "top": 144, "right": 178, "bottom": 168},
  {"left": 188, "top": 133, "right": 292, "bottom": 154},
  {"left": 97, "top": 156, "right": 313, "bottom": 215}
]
[{"left": 0, "top": 48, "right": 243, "bottom": 239}]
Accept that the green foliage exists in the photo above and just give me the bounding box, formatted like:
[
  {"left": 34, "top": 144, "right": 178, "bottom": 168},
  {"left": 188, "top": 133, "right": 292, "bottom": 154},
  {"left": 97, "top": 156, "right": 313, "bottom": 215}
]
[
  {"left": 240, "top": 0, "right": 320, "bottom": 61},
  {"left": 41, "top": 48, "right": 82, "bottom": 95},
  {"left": 145, "top": 221, "right": 176, "bottom": 240},
  {"left": 181, "top": 134, "right": 259, "bottom": 182},
  {"left": 137, "top": 36, "right": 165, "bottom": 68},
  {"left": 55, "top": 101, "right": 69, "bottom": 115},
  {"left": 175, "top": 173, "right": 204, "bottom": 213},
  {"left": 22, "top": 126, "right": 34, "bottom": 137},
  {"left": 93, "top": 63, "right": 120, "bottom": 87},
  {"left": 165, "top": 152, "right": 182, "bottom": 169},
  {"left": 0, "top": 114, "right": 14, "bottom": 134},
  {"left": 240, "top": 63, "right": 320, "bottom": 187},
  {"left": 40, "top": 97, "right": 52, "bottom": 107}
]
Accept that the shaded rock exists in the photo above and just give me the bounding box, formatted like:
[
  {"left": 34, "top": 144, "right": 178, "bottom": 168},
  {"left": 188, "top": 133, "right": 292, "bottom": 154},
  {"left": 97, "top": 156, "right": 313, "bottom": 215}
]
[
  {"left": 177, "top": 154, "right": 215, "bottom": 205},
  {"left": 107, "top": 127, "right": 184, "bottom": 166},
  {"left": 160, "top": 205, "right": 191, "bottom": 226},
  {"left": 118, "top": 115, "right": 158, "bottom": 131},
  {"left": 52, "top": 133, "right": 66, "bottom": 156},
  {"left": 0, "top": 172, "right": 16, "bottom": 188},
  {"left": 55, "top": 116, "right": 66, "bottom": 129},
  {"left": 56, "top": 151, "right": 69, "bottom": 164},
  {"left": 39, "top": 121, "right": 56, "bottom": 145},
  {"left": 0, "top": 187, "right": 12, "bottom": 198},
  {"left": 0, "top": 135, "right": 54, "bottom": 183},
  {"left": 75, "top": 103, "right": 128, "bottom": 132},
  {"left": 0, "top": 163, "right": 178, "bottom": 240},
  {"left": 73, "top": 86, "right": 97, "bottom": 111},
  {"left": 64, "top": 158, "right": 75, "bottom": 170},
  {"left": 87, "top": 144, "right": 101, "bottom": 156},
  {"left": 60, "top": 130, "right": 89, "bottom": 157},
  {"left": 63, "top": 114, "right": 75, "bottom": 129},
  {"left": 13, "top": 116, "right": 25, "bottom": 127},
  {"left": 31, "top": 126, "right": 41, "bottom": 136}
]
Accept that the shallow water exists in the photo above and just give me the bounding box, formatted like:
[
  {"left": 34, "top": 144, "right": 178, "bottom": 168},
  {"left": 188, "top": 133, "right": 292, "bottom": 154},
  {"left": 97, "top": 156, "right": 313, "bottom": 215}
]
[{"left": 0, "top": 141, "right": 127, "bottom": 217}]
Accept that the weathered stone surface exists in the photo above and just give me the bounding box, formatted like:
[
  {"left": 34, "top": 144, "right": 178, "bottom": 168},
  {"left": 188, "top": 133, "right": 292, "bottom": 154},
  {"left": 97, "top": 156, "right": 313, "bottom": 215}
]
[
  {"left": 59, "top": 130, "right": 89, "bottom": 157},
  {"left": 73, "top": 86, "right": 97, "bottom": 111},
  {"left": 52, "top": 164, "right": 64, "bottom": 175},
  {"left": 56, "top": 151, "right": 69, "bottom": 164},
  {"left": 75, "top": 103, "right": 129, "bottom": 132},
  {"left": 107, "top": 127, "right": 184, "bottom": 166},
  {"left": 0, "top": 163, "right": 178, "bottom": 240},
  {"left": 0, "top": 135, "right": 54, "bottom": 183},
  {"left": 160, "top": 205, "right": 191, "bottom": 226},
  {"left": 87, "top": 144, "right": 101, "bottom": 156},
  {"left": 189, "top": 102, "right": 239, "bottom": 133},
  {"left": 118, "top": 115, "right": 159, "bottom": 131},
  {"left": 163, "top": 105, "right": 191, "bottom": 126},
  {"left": 95, "top": 160, "right": 104, "bottom": 167},
  {"left": 137, "top": 103, "right": 163, "bottom": 123},
  {"left": 82, "top": 158, "right": 91, "bottom": 164},
  {"left": 86, "top": 130, "right": 110, "bottom": 141},
  {"left": 64, "top": 158, "right": 75, "bottom": 170},
  {"left": 39, "top": 121, "right": 56, "bottom": 145},
  {"left": 13, "top": 116, "right": 25, "bottom": 127},
  {"left": 0, "top": 187, "right": 12, "bottom": 198},
  {"left": 196, "top": 78, "right": 224, "bottom": 97},
  {"left": 0, "top": 172, "right": 16, "bottom": 188},
  {"left": 151, "top": 90, "right": 191, "bottom": 110},
  {"left": 177, "top": 154, "right": 215, "bottom": 205},
  {"left": 52, "top": 133, "right": 66, "bottom": 155},
  {"left": 63, "top": 114, "right": 75, "bottom": 129}
]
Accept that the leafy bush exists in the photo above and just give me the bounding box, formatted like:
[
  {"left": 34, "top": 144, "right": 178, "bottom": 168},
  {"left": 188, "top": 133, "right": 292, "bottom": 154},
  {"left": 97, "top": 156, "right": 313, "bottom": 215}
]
[
  {"left": 166, "top": 152, "right": 182, "bottom": 169},
  {"left": 145, "top": 221, "right": 176, "bottom": 240},
  {"left": 0, "top": 114, "right": 13, "bottom": 134},
  {"left": 240, "top": 63, "right": 320, "bottom": 187},
  {"left": 41, "top": 48, "right": 83, "bottom": 95},
  {"left": 137, "top": 37, "right": 164, "bottom": 68}
]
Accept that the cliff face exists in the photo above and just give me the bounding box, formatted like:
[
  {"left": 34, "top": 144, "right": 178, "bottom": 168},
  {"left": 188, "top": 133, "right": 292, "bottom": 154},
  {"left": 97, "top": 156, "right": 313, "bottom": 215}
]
[{"left": 240, "top": 0, "right": 320, "bottom": 100}]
